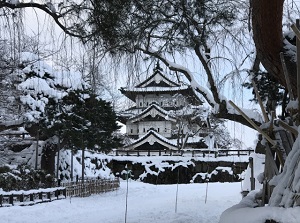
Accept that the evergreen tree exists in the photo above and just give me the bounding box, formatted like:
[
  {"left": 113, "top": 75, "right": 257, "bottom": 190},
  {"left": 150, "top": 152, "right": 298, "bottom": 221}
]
[{"left": 41, "top": 90, "right": 122, "bottom": 153}]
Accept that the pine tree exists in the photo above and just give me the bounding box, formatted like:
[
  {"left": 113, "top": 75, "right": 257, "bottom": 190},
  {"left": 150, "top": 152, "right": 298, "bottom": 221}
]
[{"left": 41, "top": 89, "right": 122, "bottom": 153}]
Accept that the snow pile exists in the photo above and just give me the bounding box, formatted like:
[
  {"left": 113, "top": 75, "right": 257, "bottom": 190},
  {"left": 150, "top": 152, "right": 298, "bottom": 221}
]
[
  {"left": 220, "top": 190, "right": 300, "bottom": 223},
  {"left": 191, "top": 166, "right": 236, "bottom": 183},
  {"left": 58, "top": 150, "right": 115, "bottom": 181},
  {"left": 220, "top": 134, "right": 300, "bottom": 222}
]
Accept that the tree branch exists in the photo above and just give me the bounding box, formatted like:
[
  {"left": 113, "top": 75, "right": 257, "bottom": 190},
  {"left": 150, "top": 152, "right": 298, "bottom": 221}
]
[
  {"left": 0, "top": 2, "right": 86, "bottom": 39},
  {"left": 194, "top": 43, "right": 221, "bottom": 104}
]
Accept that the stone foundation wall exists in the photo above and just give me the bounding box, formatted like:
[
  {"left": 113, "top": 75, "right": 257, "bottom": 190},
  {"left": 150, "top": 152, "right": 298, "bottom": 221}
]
[{"left": 108, "top": 159, "right": 248, "bottom": 184}]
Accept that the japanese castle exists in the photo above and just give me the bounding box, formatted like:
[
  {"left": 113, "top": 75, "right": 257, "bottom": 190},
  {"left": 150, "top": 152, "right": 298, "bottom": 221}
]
[{"left": 119, "top": 63, "right": 213, "bottom": 151}]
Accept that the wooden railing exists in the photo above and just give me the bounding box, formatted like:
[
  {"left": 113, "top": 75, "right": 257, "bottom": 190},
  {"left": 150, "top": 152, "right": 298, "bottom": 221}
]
[
  {"left": 112, "top": 149, "right": 254, "bottom": 157},
  {"left": 0, "top": 187, "right": 66, "bottom": 207},
  {"left": 62, "top": 178, "right": 120, "bottom": 197},
  {"left": 0, "top": 178, "right": 120, "bottom": 207}
]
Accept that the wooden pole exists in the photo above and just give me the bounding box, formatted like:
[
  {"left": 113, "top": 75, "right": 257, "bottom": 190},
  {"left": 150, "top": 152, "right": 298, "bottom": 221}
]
[
  {"left": 228, "top": 100, "right": 276, "bottom": 146},
  {"left": 56, "top": 132, "right": 60, "bottom": 180},
  {"left": 296, "top": 19, "right": 300, "bottom": 124},
  {"left": 291, "top": 23, "right": 300, "bottom": 40},
  {"left": 277, "top": 120, "right": 298, "bottom": 136},
  {"left": 229, "top": 100, "right": 285, "bottom": 167},
  {"left": 81, "top": 130, "right": 85, "bottom": 184},
  {"left": 251, "top": 79, "right": 269, "bottom": 122},
  {"left": 280, "top": 52, "right": 295, "bottom": 100},
  {"left": 35, "top": 130, "right": 39, "bottom": 170},
  {"left": 71, "top": 149, "right": 74, "bottom": 181},
  {"left": 249, "top": 157, "right": 255, "bottom": 190}
]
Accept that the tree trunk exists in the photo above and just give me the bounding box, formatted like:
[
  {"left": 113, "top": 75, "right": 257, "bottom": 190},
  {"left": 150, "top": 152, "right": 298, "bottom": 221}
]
[
  {"left": 251, "top": 0, "right": 297, "bottom": 93},
  {"left": 41, "top": 140, "right": 57, "bottom": 175}
]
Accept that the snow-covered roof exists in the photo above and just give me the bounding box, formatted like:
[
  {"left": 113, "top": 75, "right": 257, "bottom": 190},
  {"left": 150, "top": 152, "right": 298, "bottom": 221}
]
[
  {"left": 123, "top": 86, "right": 189, "bottom": 92},
  {"left": 128, "top": 104, "right": 177, "bottom": 123},
  {"left": 120, "top": 66, "right": 203, "bottom": 105},
  {"left": 125, "top": 130, "right": 178, "bottom": 150},
  {"left": 120, "top": 85, "right": 202, "bottom": 105},
  {"left": 135, "top": 66, "right": 180, "bottom": 88}
]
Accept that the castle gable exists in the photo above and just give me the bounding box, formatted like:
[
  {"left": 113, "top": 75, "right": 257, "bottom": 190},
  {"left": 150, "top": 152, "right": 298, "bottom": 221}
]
[
  {"left": 129, "top": 104, "right": 177, "bottom": 123},
  {"left": 124, "top": 130, "right": 178, "bottom": 150},
  {"left": 136, "top": 70, "right": 180, "bottom": 88}
]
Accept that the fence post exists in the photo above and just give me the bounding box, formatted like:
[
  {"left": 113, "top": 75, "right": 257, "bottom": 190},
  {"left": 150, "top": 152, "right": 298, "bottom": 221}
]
[
  {"left": 20, "top": 194, "right": 24, "bottom": 203},
  {"left": 9, "top": 195, "right": 13, "bottom": 205},
  {"left": 29, "top": 193, "right": 36, "bottom": 201},
  {"left": 249, "top": 157, "right": 255, "bottom": 190},
  {"left": 55, "top": 190, "right": 59, "bottom": 199}
]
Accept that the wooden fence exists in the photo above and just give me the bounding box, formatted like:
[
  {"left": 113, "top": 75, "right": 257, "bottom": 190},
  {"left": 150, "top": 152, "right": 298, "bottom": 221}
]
[
  {"left": 62, "top": 178, "right": 120, "bottom": 197},
  {"left": 0, "top": 178, "right": 120, "bottom": 207},
  {"left": 0, "top": 187, "right": 66, "bottom": 207},
  {"left": 113, "top": 149, "right": 254, "bottom": 157}
]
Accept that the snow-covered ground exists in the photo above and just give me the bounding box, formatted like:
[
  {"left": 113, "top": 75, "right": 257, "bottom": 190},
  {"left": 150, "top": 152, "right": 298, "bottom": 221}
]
[
  {"left": 2, "top": 173, "right": 299, "bottom": 223},
  {"left": 0, "top": 181, "right": 242, "bottom": 223}
]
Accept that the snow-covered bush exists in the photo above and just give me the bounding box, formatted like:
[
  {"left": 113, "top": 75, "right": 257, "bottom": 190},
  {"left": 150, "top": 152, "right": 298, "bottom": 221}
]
[{"left": 0, "top": 164, "right": 55, "bottom": 191}]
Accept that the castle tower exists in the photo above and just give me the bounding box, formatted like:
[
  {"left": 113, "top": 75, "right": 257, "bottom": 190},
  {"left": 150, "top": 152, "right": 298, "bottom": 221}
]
[{"left": 119, "top": 64, "right": 211, "bottom": 151}]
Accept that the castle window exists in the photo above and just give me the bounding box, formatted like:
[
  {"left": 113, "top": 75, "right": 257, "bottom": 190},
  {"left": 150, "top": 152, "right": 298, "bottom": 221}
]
[
  {"left": 161, "top": 101, "right": 163, "bottom": 106},
  {"left": 130, "top": 129, "right": 133, "bottom": 133},
  {"left": 157, "top": 128, "right": 160, "bottom": 132},
  {"left": 143, "top": 128, "right": 145, "bottom": 132},
  {"left": 140, "top": 102, "right": 142, "bottom": 107}
]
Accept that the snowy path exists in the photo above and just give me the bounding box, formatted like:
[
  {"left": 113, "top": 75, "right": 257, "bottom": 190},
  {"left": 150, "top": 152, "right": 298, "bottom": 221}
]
[{"left": 0, "top": 181, "right": 242, "bottom": 223}]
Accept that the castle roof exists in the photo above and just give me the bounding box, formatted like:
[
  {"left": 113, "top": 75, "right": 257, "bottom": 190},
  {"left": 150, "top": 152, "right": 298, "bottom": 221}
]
[
  {"left": 124, "top": 130, "right": 178, "bottom": 150},
  {"left": 120, "top": 66, "right": 202, "bottom": 105},
  {"left": 136, "top": 68, "right": 180, "bottom": 88},
  {"left": 128, "top": 103, "right": 177, "bottom": 123}
]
